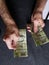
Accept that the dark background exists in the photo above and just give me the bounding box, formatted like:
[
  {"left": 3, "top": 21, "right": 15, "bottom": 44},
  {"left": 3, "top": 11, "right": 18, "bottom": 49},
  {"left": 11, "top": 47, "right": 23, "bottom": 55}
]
[{"left": 0, "top": 0, "right": 49, "bottom": 65}]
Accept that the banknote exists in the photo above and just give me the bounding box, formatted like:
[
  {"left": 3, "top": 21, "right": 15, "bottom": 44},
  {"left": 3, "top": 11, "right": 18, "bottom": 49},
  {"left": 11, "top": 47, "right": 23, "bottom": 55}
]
[
  {"left": 31, "top": 26, "right": 49, "bottom": 46},
  {"left": 14, "top": 29, "right": 28, "bottom": 57}
]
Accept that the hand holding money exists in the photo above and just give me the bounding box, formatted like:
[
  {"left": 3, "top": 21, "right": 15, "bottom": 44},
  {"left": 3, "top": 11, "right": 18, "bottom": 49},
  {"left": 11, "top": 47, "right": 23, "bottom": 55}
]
[
  {"left": 3, "top": 24, "right": 19, "bottom": 50},
  {"left": 27, "top": 12, "right": 49, "bottom": 46},
  {"left": 3, "top": 24, "right": 28, "bottom": 57},
  {"left": 31, "top": 12, "right": 45, "bottom": 33},
  {"left": 27, "top": 24, "right": 49, "bottom": 46}
]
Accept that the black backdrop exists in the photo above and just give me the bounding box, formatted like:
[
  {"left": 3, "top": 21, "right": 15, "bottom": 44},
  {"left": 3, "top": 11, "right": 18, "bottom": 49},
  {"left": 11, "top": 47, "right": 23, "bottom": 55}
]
[{"left": 0, "top": 0, "right": 49, "bottom": 65}]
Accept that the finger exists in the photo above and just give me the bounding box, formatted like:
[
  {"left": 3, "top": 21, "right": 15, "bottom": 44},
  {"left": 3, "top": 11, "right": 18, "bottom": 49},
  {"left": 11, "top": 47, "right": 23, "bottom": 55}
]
[
  {"left": 27, "top": 26, "right": 31, "bottom": 32},
  {"left": 27, "top": 30, "right": 31, "bottom": 32},
  {"left": 41, "top": 22, "right": 45, "bottom": 28},
  {"left": 34, "top": 25, "right": 38, "bottom": 33},
  {"left": 14, "top": 28, "right": 19, "bottom": 36},
  {"left": 27, "top": 26, "right": 31, "bottom": 30},
  {"left": 37, "top": 19, "right": 45, "bottom": 28},
  {"left": 9, "top": 34, "right": 19, "bottom": 50},
  {"left": 33, "top": 20, "right": 39, "bottom": 33},
  {"left": 27, "top": 24, "right": 31, "bottom": 32},
  {"left": 3, "top": 38, "right": 6, "bottom": 42},
  {"left": 3, "top": 38, "right": 15, "bottom": 50},
  {"left": 10, "top": 34, "right": 19, "bottom": 43},
  {"left": 11, "top": 40, "right": 16, "bottom": 48},
  {"left": 27, "top": 24, "right": 32, "bottom": 27},
  {"left": 31, "top": 15, "right": 33, "bottom": 22},
  {"left": 3, "top": 35, "right": 10, "bottom": 40}
]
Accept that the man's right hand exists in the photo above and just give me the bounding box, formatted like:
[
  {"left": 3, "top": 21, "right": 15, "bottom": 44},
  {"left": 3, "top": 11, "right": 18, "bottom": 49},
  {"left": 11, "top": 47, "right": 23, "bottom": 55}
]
[{"left": 3, "top": 24, "right": 19, "bottom": 50}]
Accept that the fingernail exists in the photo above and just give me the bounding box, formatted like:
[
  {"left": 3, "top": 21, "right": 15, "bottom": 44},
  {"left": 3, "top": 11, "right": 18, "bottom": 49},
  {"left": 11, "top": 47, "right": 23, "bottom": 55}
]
[
  {"left": 42, "top": 23, "right": 45, "bottom": 28},
  {"left": 28, "top": 30, "right": 31, "bottom": 32},
  {"left": 3, "top": 39, "right": 5, "bottom": 42}
]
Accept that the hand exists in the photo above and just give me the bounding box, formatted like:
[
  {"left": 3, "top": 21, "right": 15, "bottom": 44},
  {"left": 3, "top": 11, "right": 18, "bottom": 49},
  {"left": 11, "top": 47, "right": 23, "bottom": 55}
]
[
  {"left": 3, "top": 24, "right": 19, "bottom": 50},
  {"left": 27, "top": 12, "right": 45, "bottom": 33}
]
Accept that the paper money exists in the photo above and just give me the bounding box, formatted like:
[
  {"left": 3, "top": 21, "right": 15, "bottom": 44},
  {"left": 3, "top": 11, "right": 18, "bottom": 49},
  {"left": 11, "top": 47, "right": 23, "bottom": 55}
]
[
  {"left": 31, "top": 26, "right": 49, "bottom": 46},
  {"left": 14, "top": 29, "right": 28, "bottom": 57}
]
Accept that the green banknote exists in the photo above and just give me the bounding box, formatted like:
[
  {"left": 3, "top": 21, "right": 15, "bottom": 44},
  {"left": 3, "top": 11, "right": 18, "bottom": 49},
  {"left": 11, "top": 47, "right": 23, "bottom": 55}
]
[
  {"left": 14, "top": 29, "right": 28, "bottom": 57},
  {"left": 31, "top": 26, "right": 49, "bottom": 46}
]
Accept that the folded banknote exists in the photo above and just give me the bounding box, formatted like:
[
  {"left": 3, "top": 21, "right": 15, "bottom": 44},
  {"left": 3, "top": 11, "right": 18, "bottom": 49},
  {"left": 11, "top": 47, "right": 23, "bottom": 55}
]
[
  {"left": 31, "top": 26, "right": 49, "bottom": 46},
  {"left": 14, "top": 29, "right": 28, "bottom": 57}
]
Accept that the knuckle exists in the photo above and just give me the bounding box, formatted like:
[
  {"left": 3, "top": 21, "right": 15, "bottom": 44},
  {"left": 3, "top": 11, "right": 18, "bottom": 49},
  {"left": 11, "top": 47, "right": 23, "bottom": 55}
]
[
  {"left": 8, "top": 47, "right": 13, "bottom": 50},
  {"left": 31, "top": 16, "right": 33, "bottom": 22},
  {"left": 42, "top": 23, "right": 45, "bottom": 28}
]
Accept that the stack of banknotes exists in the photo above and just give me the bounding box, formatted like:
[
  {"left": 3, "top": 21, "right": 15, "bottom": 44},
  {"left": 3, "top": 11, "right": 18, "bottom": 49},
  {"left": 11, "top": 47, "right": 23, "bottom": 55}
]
[{"left": 14, "top": 25, "right": 49, "bottom": 57}]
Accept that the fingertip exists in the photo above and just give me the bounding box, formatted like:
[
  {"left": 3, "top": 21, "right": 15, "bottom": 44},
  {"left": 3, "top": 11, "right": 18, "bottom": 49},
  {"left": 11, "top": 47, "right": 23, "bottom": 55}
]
[
  {"left": 27, "top": 30, "right": 31, "bottom": 33},
  {"left": 3, "top": 38, "right": 6, "bottom": 42},
  {"left": 42, "top": 23, "right": 45, "bottom": 28},
  {"left": 34, "top": 26, "right": 38, "bottom": 33},
  {"left": 27, "top": 26, "right": 30, "bottom": 29},
  {"left": 27, "top": 26, "right": 30, "bottom": 28},
  {"left": 27, "top": 26, "right": 31, "bottom": 33},
  {"left": 8, "top": 46, "right": 16, "bottom": 50},
  {"left": 11, "top": 40, "right": 16, "bottom": 48}
]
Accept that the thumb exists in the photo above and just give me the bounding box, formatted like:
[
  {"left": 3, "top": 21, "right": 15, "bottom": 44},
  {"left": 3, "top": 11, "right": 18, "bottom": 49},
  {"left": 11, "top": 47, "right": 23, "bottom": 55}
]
[
  {"left": 34, "top": 25, "right": 38, "bottom": 33},
  {"left": 33, "top": 20, "right": 39, "bottom": 33}
]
